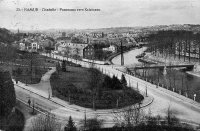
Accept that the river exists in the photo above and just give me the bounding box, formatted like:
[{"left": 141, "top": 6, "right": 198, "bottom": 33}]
[{"left": 112, "top": 47, "right": 200, "bottom": 102}]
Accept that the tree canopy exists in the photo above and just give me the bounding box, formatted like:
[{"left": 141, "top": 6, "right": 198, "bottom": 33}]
[{"left": 0, "top": 71, "right": 16, "bottom": 118}]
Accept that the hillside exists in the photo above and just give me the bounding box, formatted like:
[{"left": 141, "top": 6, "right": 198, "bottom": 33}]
[{"left": 0, "top": 28, "right": 19, "bottom": 44}]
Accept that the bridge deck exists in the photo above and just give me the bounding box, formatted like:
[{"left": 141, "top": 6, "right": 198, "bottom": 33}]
[{"left": 130, "top": 64, "right": 194, "bottom": 70}]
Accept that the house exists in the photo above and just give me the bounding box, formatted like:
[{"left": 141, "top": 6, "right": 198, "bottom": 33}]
[
  {"left": 31, "top": 42, "right": 38, "bottom": 52},
  {"left": 56, "top": 40, "right": 88, "bottom": 58},
  {"left": 102, "top": 45, "right": 117, "bottom": 53},
  {"left": 19, "top": 43, "right": 26, "bottom": 51},
  {"left": 19, "top": 41, "right": 40, "bottom": 52},
  {"left": 83, "top": 45, "right": 95, "bottom": 59}
]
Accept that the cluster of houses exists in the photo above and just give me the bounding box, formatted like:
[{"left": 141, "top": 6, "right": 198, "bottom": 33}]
[
  {"left": 17, "top": 31, "right": 141, "bottom": 61},
  {"left": 18, "top": 33, "right": 54, "bottom": 52},
  {"left": 54, "top": 36, "right": 117, "bottom": 60}
]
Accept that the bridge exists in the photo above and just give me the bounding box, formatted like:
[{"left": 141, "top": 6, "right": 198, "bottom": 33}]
[{"left": 129, "top": 64, "right": 194, "bottom": 70}]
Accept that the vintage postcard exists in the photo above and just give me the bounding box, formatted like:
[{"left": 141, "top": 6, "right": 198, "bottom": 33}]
[{"left": 0, "top": 0, "right": 200, "bottom": 131}]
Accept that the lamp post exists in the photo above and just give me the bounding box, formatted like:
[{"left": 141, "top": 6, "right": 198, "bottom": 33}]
[
  {"left": 48, "top": 88, "right": 51, "bottom": 99},
  {"left": 116, "top": 98, "right": 119, "bottom": 108},
  {"left": 194, "top": 94, "right": 196, "bottom": 101},
  {"left": 146, "top": 85, "right": 148, "bottom": 97}
]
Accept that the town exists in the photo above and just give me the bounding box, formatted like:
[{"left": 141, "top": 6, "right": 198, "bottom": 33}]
[{"left": 1, "top": 0, "right": 200, "bottom": 131}]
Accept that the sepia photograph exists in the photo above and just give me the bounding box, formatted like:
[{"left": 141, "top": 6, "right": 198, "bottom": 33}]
[{"left": 0, "top": 0, "right": 200, "bottom": 130}]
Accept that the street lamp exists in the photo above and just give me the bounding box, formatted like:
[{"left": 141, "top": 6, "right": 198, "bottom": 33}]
[
  {"left": 194, "top": 94, "right": 196, "bottom": 101},
  {"left": 146, "top": 85, "right": 148, "bottom": 97},
  {"left": 48, "top": 88, "right": 51, "bottom": 99}
]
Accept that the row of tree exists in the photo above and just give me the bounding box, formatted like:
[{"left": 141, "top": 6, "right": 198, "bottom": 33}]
[{"left": 147, "top": 30, "right": 200, "bottom": 62}]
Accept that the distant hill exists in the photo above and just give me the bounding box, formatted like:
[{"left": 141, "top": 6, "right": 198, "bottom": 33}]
[
  {"left": 9, "top": 24, "right": 200, "bottom": 35},
  {"left": 81, "top": 24, "right": 200, "bottom": 33}
]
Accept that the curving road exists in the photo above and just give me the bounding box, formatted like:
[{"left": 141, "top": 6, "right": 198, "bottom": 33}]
[{"left": 15, "top": 49, "right": 200, "bottom": 130}]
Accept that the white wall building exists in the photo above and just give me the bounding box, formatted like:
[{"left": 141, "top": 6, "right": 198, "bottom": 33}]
[
  {"left": 102, "top": 45, "right": 117, "bottom": 53},
  {"left": 57, "top": 41, "right": 88, "bottom": 58}
]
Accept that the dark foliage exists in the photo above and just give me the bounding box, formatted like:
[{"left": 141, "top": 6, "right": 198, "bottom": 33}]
[
  {"left": 102, "top": 75, "right": 123, "bottom": 90},
  {"left": 71, "top": 37, "right": 85, "bottom": 44},
  {"left": 6, "top": 108, "right": 25, "bottom": 131},
  {"left": 0, "top": 45, "right": 17, "bottom": 62},
  {"left": 0, "top": 71, "right": 16, "bottom": 117},
  {"left": 0, "top": 28, "right": 20, "bottom": 43},
  {"left": 121, "top": 74, "right": 127, "bottom": 86},
  {"left": 64, "top": 116, "right": 77, "bottom": 131},
  {"left": 56, "top": 62, "right": 62, "bottom": 73},
  {"left": 62, "top": 60, "right": 67, "bottom": 72}
]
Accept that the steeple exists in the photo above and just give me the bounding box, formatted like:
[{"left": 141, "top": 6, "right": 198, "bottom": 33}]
[{"left": 17, "top": 28, "right": 20, "bottom": 34}]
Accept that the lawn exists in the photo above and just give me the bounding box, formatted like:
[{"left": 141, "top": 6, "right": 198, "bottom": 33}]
[{"left": 50, "top": 65, "right": 144, "bottom": 109}]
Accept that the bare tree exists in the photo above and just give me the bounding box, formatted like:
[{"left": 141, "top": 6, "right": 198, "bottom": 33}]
[
  {"left": 88, "top": 68, "right": 103, "bottom": 109},
  {"left": 79, "top": 115, "right": 104, "bottom": 131},
  {"left": 112, "top": 104, "right": 145, "bottom": 128},
  {"left": 165, "top": 105, "right": 180, "bottom": 127},
  {"left": 29, "top": 114, "right": 62, "bottom": 131}
]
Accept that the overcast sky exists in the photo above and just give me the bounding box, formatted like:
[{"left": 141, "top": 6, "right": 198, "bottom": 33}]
[{"left": 0, "top": 0, "right": 200, "bottom": 30}]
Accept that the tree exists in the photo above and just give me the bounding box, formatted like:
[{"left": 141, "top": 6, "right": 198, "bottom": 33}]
[
  {"left": 29, "top": 114, "right": 61, "bottom": 131},
  {"left": 79, "top": 116, "right": 104, "bottom": 131},
  {"left": 64, "top": 116, "right": 76, "bottom": 131},
  {"left": 113, "top": 104, "right": 145, "bottom": 128},
  {"left": 0, "top": 71, "right": 16, "bottom": 118},
  {"left": 45, "top": 46, "right": 54, "bottom": 56},
  {"left": 112, "top": 76, "right": 123, "bottom": 90},
  {"left": 56, "top": 61, "right": 61, "bottom": 73},
  {"left": 102, "top": 75, "right": 112, "bottom": 89},
  {"left": 0, "top": 45, "right": 17, "bottom": 63},
  {"left": 165, "top": 106, "right": 180, "bottom": 127},
  {"left": 6, "top": 108, "right": 25, "bottom": 131},
  {"left": 121, "top": 74, "right": 127, "bottom": 87},
  {"left": 62, "top": 60, "right": 67, "bottom": 72},
  {"left": 88, "top": 68, "right": 103, "bottom": 109}
]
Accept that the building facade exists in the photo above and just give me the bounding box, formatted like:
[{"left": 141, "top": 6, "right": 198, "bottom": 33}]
[
  {"left": 102, "top": 45, "right": 117, "bottom": 53},
  {"left": 83, "top": 45, "right": 95, "bottom": 59},
  {"left": 56, "top": 40, "right": 88, "bottom": 58}
]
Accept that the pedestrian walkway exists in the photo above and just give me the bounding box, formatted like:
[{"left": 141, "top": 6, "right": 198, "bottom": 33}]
[{"left": 13, "top": 67, "right": 56, "bottom": 99}]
